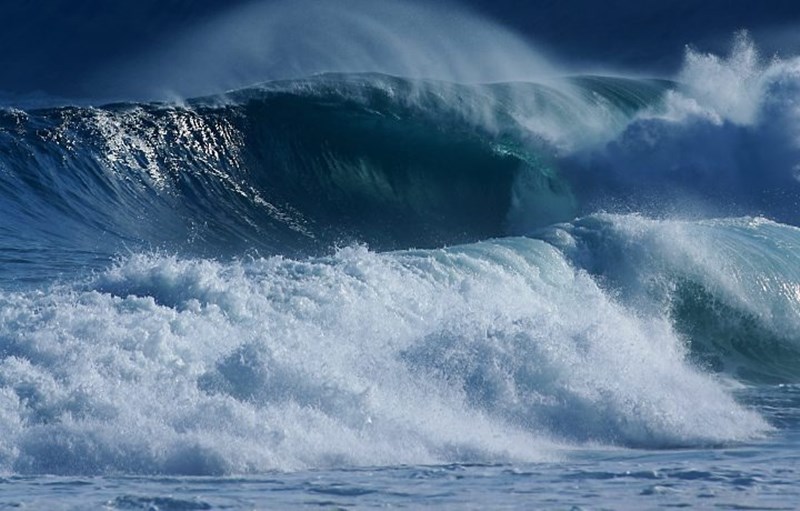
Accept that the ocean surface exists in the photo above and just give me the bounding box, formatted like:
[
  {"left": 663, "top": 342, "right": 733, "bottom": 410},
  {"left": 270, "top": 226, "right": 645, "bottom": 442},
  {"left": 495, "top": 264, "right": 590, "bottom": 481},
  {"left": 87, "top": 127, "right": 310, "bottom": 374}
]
[{"left": 2, "top": 2, "right": 800, "bottom": 509}]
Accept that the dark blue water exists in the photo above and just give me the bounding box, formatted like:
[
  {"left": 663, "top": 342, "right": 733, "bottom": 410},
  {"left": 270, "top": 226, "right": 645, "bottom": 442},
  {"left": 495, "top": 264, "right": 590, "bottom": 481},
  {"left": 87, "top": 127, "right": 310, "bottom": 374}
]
[{"left": 2, "top": 2, "right": 800, "bottom": 509}]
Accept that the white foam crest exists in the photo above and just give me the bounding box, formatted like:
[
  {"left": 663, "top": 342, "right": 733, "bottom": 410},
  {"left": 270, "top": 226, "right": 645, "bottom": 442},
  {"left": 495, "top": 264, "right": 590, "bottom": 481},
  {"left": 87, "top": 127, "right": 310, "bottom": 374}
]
[
  {"left": 558, "top": 35, "right": 800, "bottom": 224},
  {"left": 641, "top": 90, "right": 723, "bottom": 125},
  {"left": 644, "top": 32, "right": 800, "bottom": 127},
  {"left": 0, "top": 240, "right": 768, "bottom": 475},
  {"left": 499, "top": 33, "right": 800, "bottom": 156},
  {"left": 678, "top": 32, "right": 765, "bottom": 124}
]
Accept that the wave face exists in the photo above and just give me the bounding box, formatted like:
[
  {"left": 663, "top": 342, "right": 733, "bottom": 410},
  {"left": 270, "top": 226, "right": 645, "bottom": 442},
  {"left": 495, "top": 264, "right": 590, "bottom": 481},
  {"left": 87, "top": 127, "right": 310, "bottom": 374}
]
[
  {"left": 1, "top": 34, "right": 800, "bottom": 475},
  {"left": 0, "top": 73, "right": 668, "bottom": 276}
]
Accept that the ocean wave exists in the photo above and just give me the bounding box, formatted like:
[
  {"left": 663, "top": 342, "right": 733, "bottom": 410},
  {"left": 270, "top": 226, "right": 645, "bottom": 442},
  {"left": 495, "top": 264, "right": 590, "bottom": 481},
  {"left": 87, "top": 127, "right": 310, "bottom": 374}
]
[{"left": 1, "top": 34, "right": 799, "bottom": 477}]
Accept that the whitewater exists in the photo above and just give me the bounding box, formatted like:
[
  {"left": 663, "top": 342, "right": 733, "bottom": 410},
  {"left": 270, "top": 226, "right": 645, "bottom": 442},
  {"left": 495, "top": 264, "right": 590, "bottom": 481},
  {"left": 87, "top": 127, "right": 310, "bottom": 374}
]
[{"left": 1, "top": 1, "right": 800, "bottom": 508}]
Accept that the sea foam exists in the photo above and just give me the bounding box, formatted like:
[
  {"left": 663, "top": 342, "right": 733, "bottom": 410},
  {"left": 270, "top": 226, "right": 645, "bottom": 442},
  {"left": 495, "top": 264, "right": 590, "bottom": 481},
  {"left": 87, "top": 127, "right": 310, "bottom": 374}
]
[{"left": 0, "top": 239, "right": 768, "bottom": 475}]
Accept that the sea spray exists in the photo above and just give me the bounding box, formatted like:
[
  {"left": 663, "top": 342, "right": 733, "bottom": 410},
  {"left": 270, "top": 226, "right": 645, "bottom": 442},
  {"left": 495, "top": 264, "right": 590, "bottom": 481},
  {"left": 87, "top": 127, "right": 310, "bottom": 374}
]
[
  {"left": 557, "top": 34, "right": 800, "bottom": 224},
  {"left": 92, "top": 0, "right": 557, "bottom": 101}
]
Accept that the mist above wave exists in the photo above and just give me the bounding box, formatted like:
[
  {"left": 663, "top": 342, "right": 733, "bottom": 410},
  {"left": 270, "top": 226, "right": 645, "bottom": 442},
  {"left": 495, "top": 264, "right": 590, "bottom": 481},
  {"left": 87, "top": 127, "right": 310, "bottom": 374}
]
[{"left": 92, "top": 0, "right": 556, "bottom": 101}]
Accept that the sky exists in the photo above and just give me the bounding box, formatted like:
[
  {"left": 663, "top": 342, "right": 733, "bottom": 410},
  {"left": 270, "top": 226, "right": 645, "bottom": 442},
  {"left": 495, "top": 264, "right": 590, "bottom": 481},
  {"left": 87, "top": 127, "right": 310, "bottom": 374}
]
[{"left": 1, "top": 0, "right": 799, "bottom": 101}]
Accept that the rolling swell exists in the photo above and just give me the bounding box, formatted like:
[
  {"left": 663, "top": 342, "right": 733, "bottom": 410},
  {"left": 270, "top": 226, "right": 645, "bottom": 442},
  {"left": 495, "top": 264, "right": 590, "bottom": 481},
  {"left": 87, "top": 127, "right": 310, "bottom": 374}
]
[{"left": 0, "top": 76, "right": 540, "bottom": 265}]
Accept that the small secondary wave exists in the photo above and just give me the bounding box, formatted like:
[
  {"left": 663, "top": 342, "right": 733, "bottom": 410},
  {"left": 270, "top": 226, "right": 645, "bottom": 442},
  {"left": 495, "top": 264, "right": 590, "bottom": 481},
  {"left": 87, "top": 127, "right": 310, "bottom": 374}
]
[{"left": 538, "top": 214, "right": 800, "bottom": 383}]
